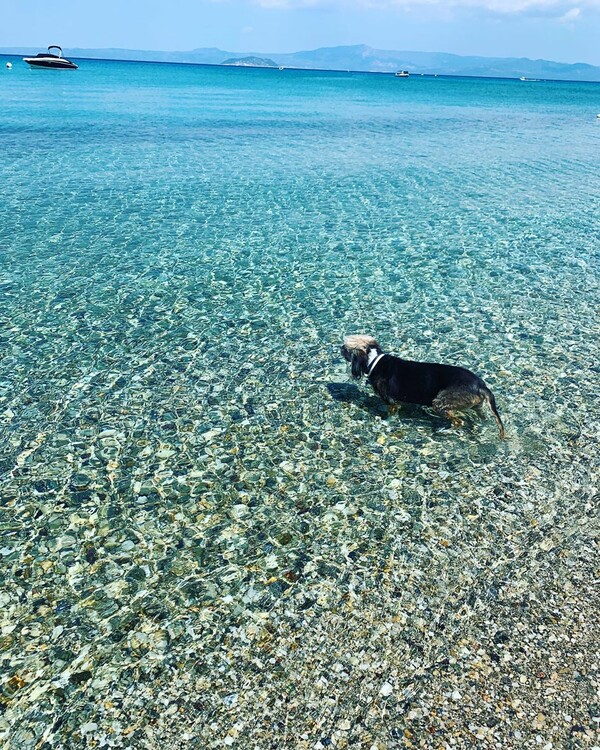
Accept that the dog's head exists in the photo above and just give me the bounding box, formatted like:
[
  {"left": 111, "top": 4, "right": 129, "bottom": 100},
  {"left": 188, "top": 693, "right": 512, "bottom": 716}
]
[{"left": 341, "top": 334, "right": 381, "bottom": 379}]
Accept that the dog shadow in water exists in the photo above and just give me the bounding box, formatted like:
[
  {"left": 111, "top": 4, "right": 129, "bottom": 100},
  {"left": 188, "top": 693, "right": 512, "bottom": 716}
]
[
  {"left": 327, "top": 382, "right": 485, "bottom": 434},
  {"left": 327, "top": 382, "right": 387, "bottom": 417}
]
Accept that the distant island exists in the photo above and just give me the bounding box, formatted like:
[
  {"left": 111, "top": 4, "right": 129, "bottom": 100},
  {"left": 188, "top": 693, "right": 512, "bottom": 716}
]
[
  {"left": 222, "top": 56, "right": 277, "bottom": 68},
  {"left": 2, "top": 44, "right": 600, "bottom": 81}
]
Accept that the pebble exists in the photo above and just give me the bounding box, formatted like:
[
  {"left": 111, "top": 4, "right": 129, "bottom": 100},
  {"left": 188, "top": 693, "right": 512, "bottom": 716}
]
[
  {"left": 379, "top": 682, "right": 393, "bottom": 697},
  {"left": 70, "top": 473, "right": 91, "bottom": 489}
]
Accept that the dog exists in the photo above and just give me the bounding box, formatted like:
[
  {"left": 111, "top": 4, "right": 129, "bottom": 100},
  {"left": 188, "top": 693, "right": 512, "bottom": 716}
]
[{"left": 341, "top": 334, "right": 505, "bottom": 438}]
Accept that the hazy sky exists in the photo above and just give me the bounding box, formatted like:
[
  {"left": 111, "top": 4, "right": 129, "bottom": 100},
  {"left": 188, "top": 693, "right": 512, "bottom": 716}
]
[{"left": 4, "top": 0, "right": 600, "bottom": 65}]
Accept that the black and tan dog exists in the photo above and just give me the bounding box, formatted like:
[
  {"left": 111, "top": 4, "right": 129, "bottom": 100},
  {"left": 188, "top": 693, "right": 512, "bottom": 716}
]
[{"left": 341, "top": 334, "right": 505, "bottom": 438}]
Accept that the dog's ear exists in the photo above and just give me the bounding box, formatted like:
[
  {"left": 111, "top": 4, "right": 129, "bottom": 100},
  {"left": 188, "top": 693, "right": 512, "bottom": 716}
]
[{"left": 351, "top": 352, "right": 366, "bottom": 379}]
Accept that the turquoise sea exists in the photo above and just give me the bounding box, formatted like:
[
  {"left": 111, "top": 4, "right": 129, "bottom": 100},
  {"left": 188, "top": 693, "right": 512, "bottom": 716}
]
[{"left": 1, "top": 58, "right": 599, "bottom": 748}]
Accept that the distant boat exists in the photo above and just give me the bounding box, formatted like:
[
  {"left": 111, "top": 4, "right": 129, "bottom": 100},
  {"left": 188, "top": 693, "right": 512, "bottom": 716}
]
[
  {"left": 395, "top": 70, "right": 410, "bottom": 78},
  {"left": 519, "top": 76, "right": 540, "bottom": 82},
  {"left": 23, "top": 46, "right": 78, "bottom": 70},
  {"left": 5, "top": 62, "right": 12, "bottom": 69}
]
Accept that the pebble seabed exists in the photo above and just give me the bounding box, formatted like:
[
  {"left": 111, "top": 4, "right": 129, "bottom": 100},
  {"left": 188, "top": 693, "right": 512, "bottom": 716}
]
[{"left": 1, "top": 67, "right": 599, "bottom": 749}]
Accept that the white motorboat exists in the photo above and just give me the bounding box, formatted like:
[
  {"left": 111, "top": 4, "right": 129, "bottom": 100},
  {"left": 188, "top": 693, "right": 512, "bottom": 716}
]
[{"left": 23, "top": 46, "right": 78, "bottom": 70}]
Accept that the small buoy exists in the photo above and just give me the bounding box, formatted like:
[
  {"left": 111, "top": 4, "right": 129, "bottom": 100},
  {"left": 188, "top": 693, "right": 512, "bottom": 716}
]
[{"left": 6, "top": 62, "right": 12, "bottom": 69}]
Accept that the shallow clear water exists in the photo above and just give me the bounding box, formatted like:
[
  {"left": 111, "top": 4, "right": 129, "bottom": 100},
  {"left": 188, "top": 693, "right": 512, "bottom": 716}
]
[{"left": 0, "top": 59, "right": 599, "bottom": 747}]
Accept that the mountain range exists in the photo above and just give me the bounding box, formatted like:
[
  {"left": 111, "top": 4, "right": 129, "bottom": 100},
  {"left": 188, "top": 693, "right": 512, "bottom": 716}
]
[{"left": 3, "top": 44, "right": 600, "bottom": 81}]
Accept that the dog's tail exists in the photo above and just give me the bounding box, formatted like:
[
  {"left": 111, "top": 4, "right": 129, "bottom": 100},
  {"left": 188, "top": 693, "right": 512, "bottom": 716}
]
[{"left": 480, "top": 386, "right": 506, "bottom": 439}]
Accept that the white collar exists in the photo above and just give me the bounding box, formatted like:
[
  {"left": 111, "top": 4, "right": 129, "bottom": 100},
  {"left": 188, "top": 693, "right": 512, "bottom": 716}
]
[{"left": 366, "top": 351, "right": 385, "bottom": 377}]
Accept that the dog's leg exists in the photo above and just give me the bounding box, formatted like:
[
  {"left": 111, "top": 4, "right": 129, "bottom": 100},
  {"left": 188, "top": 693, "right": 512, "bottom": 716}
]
[
  {"left": 387, "top": 403, "right": 401, "bottom": 417},
  {"left": 432, "top": 389, "right": 483, "bottom": 428}
]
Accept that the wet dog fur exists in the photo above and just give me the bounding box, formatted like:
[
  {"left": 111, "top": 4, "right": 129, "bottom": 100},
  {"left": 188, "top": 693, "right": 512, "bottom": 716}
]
[{"left": 341, "top": 334, "right": 505, "bottom": 438}]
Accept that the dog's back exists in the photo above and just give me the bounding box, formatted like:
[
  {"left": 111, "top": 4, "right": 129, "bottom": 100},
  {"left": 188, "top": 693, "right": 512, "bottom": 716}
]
[{"left": 371, "top": 355, "right": 481, "bottom": 406}]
